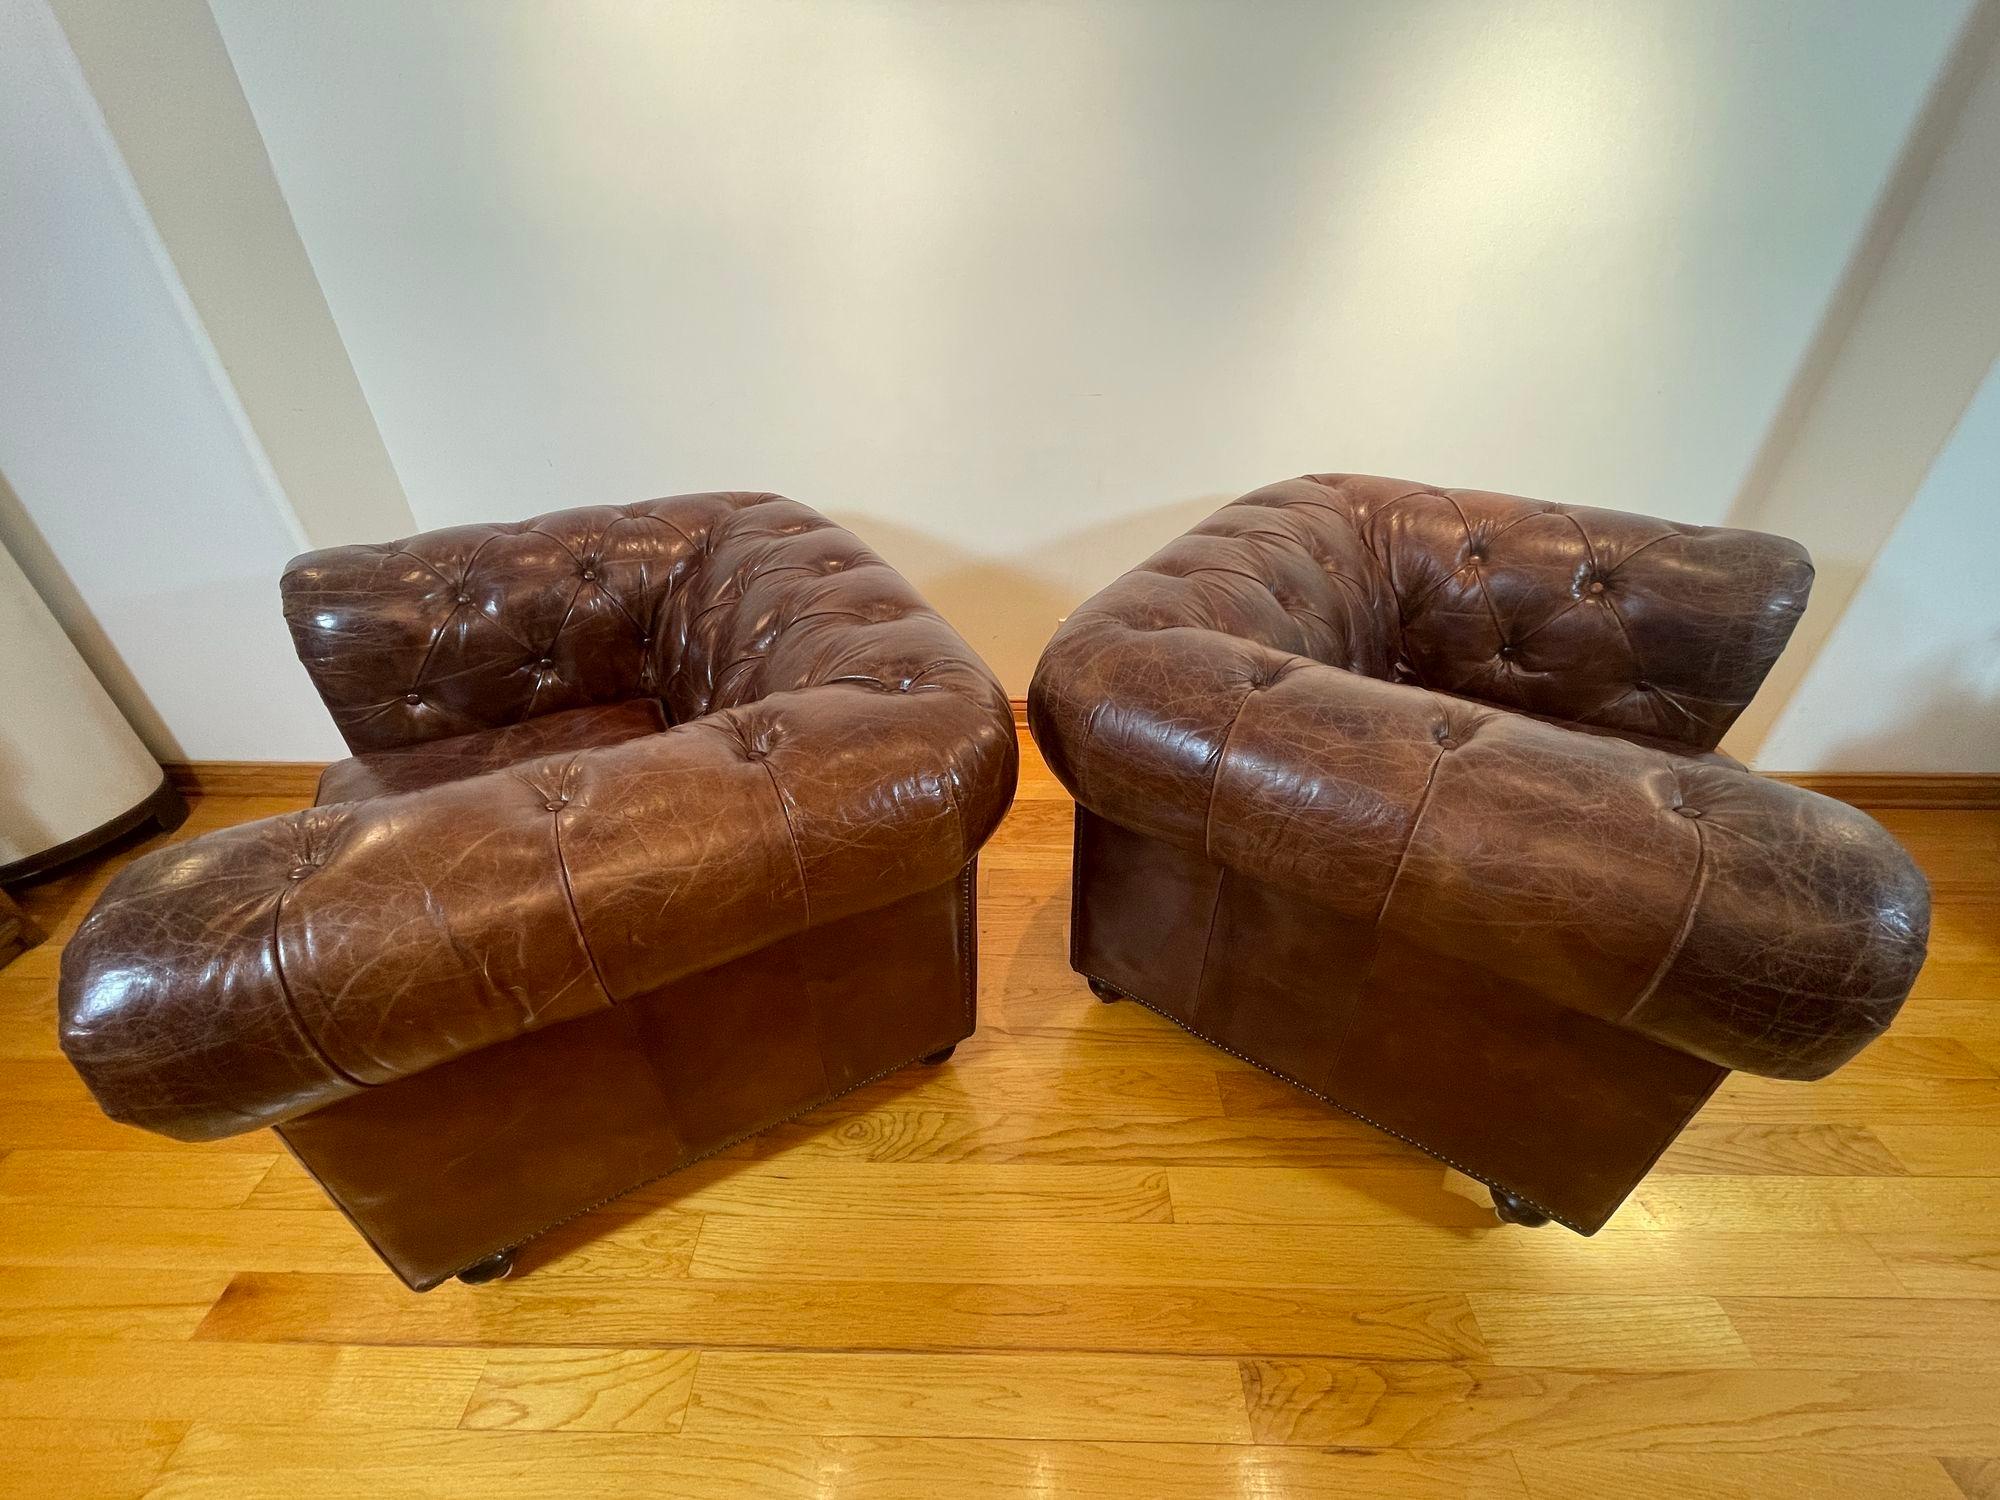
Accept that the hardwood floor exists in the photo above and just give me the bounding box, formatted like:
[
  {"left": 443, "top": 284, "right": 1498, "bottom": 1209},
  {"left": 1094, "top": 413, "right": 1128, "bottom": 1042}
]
[{"left": 1, "top": 735, "right": 1996, "bottom": 1499}]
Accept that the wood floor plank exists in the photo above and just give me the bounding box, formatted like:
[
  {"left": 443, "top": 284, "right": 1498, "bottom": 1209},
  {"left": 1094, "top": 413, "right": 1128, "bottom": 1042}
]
[
  {"left": 1700, "top": 1075, "right": 2000, "bottom": 1126},
  {"left": 744, "top": 1103, "right": 1421, "bottom": 1168},
  {"left": 1651, "top": 1122, "right": 1909, "bottom": 1176},
  {"left": 0, "top": 1097, "right": 275, "bottom": 1154},
  {"left": 458, "top": 1348, "right": 700, "bottom": 1432},
  {"left": 0, "top": 1337, "right": 485, "bottom": 1428},
  {"left": 0, "top": 1267, "right": 229, "bottom": 1340},
  {"left": 1465, "top": 1294, "right": 1753, "bottom": 1370},
  {"left": 690, "top": 1219, "right": 1903, "bottom": 1296},
  {"left": 0, "top": 1150, "right": 278, "bottom": 1210},
  {"left": 1514, "top": 1451, "right": 1965, "bottom": 1500},
  {"left": 836, "top": 1058, "right": 1228, "bottom": 1118},
  {"left": 1239, "top": 1358, "right": 2000, "bottom": 1451},
  {"left": 1873, "top": 1124, "right": 2000, "bottom": 1175},
  {"left": 247, "top": 1158, "right": 1176, "bottom": 1223},
  {"left": 0, "top": 1416, "right": 189, "bottom": 1500},
  {"left": 1167, "top": 1166, "right": 1518, "bottom": 1228},
  {"left": 0, "top": 979, "right": 61, "bottom": 1060},
  {"left": 142, "top": 1427, "right": 1534, "bottom": 1500},
  {"left": 0, "top": 1205, "right": 397, "bottom": 1274},
  {"left": 683, "top": 1350, "right": 1253, "bottom": 1441},
  {"left": 195, "top": 1271, "right": 1487, "bottom": 1360},
  {"left": 1870, "top": 1236, "right": 2000, "bottom": 1297},
  {"left": 1838, "top": 1036, "right": 1999, "bottom": 1079},
  {"left": 1719, "top": 1296, "right": 2000, "bottom": 1370},
  {"left": 1632, "top": 1175, "right": 2000, "bottom": 1234},
  {"left": 1942, "top": 1456, "right": 2000, "bottom": 1500}
]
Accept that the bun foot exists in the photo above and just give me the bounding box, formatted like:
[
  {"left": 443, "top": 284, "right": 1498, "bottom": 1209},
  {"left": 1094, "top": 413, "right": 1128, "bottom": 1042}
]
[
  {"left": 456, "top": 1249, "right": 516, "bottom": 1284},
  {"left": 1491, "top": 1188, "right": 1551, "bottom": 1227},
  {"left": 1088, "top": 978, "right": 1124, "bottom": 1004},
  {"left": 919, "top": 1045, "right": 956, "bottom": 1066}
]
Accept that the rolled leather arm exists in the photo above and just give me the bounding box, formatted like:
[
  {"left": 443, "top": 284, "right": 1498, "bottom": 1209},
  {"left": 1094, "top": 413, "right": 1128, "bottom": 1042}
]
[
  {"left": 60, "top": 682, "right": 1015, "bottom": 1141},
  {"left": 1030, "top": 618, "right": 1929, "bottom": 1080}
]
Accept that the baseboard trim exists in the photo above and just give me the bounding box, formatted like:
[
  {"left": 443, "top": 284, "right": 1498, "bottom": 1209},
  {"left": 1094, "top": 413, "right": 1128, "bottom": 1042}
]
[
  {"left": 1765, "top": 773, "right": 2000, "bottom": 810},
  {"left": 165, "top": 762, "right": 324, "bottom": 799}
]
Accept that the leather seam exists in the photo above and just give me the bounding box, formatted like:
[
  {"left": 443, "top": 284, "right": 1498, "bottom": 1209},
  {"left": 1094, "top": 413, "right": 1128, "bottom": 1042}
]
[
  {"left": 267, "top": 876, "right": 371, "bottom": 1093},
  {"left": 547, "top": 775, "right": 618, "bottom": 1009},
  {"left": 1626, "top": 810, "right": 1708, "bottom": 1025},
  {"left": 1201, "top": 685, "right": 1261, "bottom": 861},
  {"left": 759, "top": 759, "right": 814, "bottom": 929},
  {"left": 1374, "top": 738, "right": 1448, "bottom": 927}
]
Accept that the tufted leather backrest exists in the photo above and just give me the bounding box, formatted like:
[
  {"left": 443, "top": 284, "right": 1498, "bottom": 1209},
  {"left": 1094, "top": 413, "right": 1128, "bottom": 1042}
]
[
  {"left": 283, "top": 492, "right": 993, "bottom": 755},
  {"left": 1075, "top": 474, "right": 1814, "bottom": 753}
]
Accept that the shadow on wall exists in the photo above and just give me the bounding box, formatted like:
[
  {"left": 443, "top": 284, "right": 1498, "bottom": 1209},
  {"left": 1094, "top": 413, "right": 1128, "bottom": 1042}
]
[
  {"left": 1760, "top": 555, "right": 2000, "bottom": 774},
  {"left": 1803, "top": 656, "right": 2000, "bottom": 774},
  {"left": 829, "top": 495, "right": 1229, "bottom": 692}
]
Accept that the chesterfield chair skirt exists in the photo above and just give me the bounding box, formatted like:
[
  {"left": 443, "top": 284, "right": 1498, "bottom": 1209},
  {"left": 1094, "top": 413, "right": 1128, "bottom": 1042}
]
[
  {"left": 59, "top": 493, "right": 1017, "bottom": 1289},
  {"left": 1029, "top": 473, "right": 1930, "bottom": 1234}
]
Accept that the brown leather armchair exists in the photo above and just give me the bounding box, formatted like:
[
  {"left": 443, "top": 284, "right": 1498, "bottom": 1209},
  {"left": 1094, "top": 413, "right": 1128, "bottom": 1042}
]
[
  {"left": 61, "top": 492, "right": 1017, "bottom": 1288},
  {"left": 1030, "top": 473, "right": 1929, "bottom": 1233}
]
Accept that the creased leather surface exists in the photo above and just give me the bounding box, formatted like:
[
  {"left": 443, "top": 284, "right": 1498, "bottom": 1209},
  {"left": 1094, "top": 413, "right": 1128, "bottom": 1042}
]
[
  {"left": 1029, "top": 473, "right": 1930, "bottom": 1080},
  {"left": 61, "top": 495, "right": 1017, "bottom": 1140}
]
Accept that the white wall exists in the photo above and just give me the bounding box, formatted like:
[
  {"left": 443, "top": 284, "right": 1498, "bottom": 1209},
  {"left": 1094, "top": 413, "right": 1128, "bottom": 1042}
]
[
  {"left": 1758, "top": 357, "right": 2000, "bottom": 771},
  {"left": 46, "top": 0, "right": 417, "bottom": 550},
  {"left": 0, "top": 0, "right": 345, "bottom": 762},
  {"left": 206, "top": 0, "right": 1975, "bottom": 701},
  {"left": 1721, "top": 1, "right": 2000, "bottom": 764},
  {"left": 2, "top": 0, "right": 1990, "bottom": 769}
]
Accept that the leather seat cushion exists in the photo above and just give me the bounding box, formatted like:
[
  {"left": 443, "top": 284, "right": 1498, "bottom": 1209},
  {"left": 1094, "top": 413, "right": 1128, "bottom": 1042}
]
[{"left": 316, "top": 699, "right": 668, "bottom": 805}]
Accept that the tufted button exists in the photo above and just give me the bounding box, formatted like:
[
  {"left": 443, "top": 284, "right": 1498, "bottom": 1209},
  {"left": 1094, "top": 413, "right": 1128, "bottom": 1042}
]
[
  {"left": 1587, "top": 580, "right": 1606, "bottom": 595},
  {"left": 1497, "top": 644, "right": 1515, "bottom": 659},
  {"left": 404, "top": 692, "right": 421, "bottom": 705},
  {"left": 288, "top": 866, "right": 312, "bottom": 881},
  {"left": 1634, "top": 678, "right": 1652, "bottom": 691},
  {"left": 1467, "top": 553, "right": 1483, "bottom": 565},
  {"left": 544, "top": 799, "right": 567, "bottom": 812},
  {"left": 537, "top": 658, "right": 553, "bottom": 670},
  {"left": 1677, "top": 806, "right": 1703, "bottom": 819},
  {"left": 455, "top": 592, "right": 472, "bottom": 605},
  {"left": 580, "top": 569, "right": 596, "bottom": 582}
]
